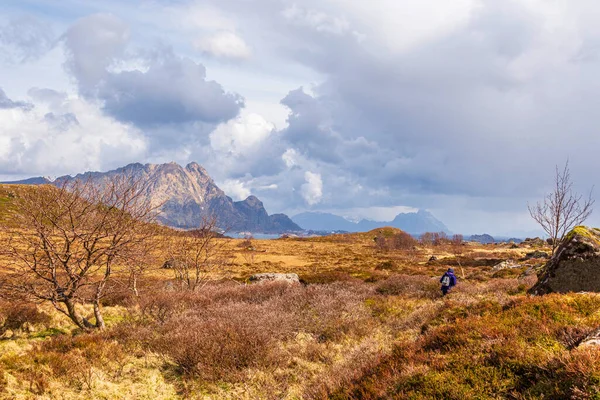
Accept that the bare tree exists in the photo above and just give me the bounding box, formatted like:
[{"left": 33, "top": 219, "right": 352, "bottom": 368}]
[
  {"left": 0, "top": 175, "right": 158, "bottom": 330},
  {"left": 450, "top": 234, "right": 465, "bottom": 278},
  {"left": 528, "top": 161, "right": 594, "bottom": 255},
  {"left": 166, "top": 216, "right": 230, "bottom": 291},
  {"left": 112, "top": 227, "right": 163, "bottom": 298}
]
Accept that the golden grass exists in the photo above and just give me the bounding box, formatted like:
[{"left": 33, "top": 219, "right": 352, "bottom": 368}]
[{"left": 3, "top": 193, "right": 581, "bottom": 399}]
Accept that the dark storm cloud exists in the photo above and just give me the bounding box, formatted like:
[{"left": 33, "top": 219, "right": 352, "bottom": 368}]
[
  {"left": 260, "top": 0, "right": 600, "bottom": 211},
  {"left": 63, "top": 13, "right": 243, "bottom": 128},
  {"left": 173, "top": 0, "right": 597, "bottom": 224},
  {"left": 99, "top": 51, "right": 243, "bottom": 126},
  {"left": 280, "top": 88, "right": 343, "bottom": 164}
]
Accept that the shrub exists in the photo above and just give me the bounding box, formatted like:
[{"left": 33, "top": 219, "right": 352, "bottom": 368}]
[
  {"left": 100, "top": 285, "right": 137, "bottom": 307},
  {"left": 376, "top": 275, "right": 439, "bottom": 299},
  {"left": 151, "top": 314, "right": 280, "bottom": 380},
  {"left": 0, "top": 301, "right": 51, "bottom": 333},
  {"left": 375, "top": 260, "right": 397, "bottom": 271},
  {"left": 28, "top": 333, "right": 129, "bottom": 390},
  {"left": 420, "top": 232, "right": 450, "bottom": 246},
  {"left": 0, "top": 365, "right": 6, "bottom": 393},
  {"left": 128, "top": 281, "right": 377, "bottom": 383},
  {"left": 375, "top": 232, "right": 417, "bottom": 251},
  {"left": 300, "top": 271, "right": 361, "bottom": 284}
]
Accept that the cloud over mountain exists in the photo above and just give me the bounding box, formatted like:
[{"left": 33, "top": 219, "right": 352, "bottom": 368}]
[{"left": 2, "top": 0, "right": 600, "bottom": 234}]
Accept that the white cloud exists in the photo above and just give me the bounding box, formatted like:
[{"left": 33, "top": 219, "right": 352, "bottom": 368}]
[
  {"left": 172, "top": 4, "right": 236, "bottom": 31},
  {"left": 194, "top": 31, "right": 252, "bottom": 60},
  {"left": 282, "top": 5, "right": 351, "bottom": 36},
  {"left": 219, "top": 178, "right": 251, "bottom": 200},
  {"left": 301, "top": 171, "right": 323, "bottom": 205},
  {"left": 0, "top": 92, "right": 147, "bottom": 176},
  {"left": 326, "top": 0, "right": 479, "bottom": 52},
  {"left": 282, "top": 148, "right": 300, "bottom": 168},
  {"left": 210, "top": 112, "right": 274, "bottom": 155}
]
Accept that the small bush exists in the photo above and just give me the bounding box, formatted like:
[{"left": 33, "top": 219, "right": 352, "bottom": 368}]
[
  {"left": 376, "top": 275, "right": 439, "bottom": 299},
  {"left": 28, "top": 333, "right": 129, "bottom": 390},
  {"left": 0, "top": 365, "right": 7, "bottom": 393},
  {"left": 0, "top": 301, "right": 52, "bottom": 333},
  {"left": 100, "top": 286, "right": 137, "bottom": 307},
  {"left": 375, "top": 232, "right": 417, "bottom": 251},
  {"left": 375, "top": 260, "right": 397, "bottom": 271},
  {"left": 151, "top": 315, "right": 279, "bottom": 380}
]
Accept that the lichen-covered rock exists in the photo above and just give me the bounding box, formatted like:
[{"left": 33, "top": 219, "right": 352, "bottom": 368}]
[
  {"left": 529, "top": 226, "right": 600, "bottom": 295},
  {"left": 493, "top": 260, "right": 521, "bottom": 271},
  {"left": 578, "top": 328, "right": 600, "bottom": 347},
  {"left": 249, "top": 273, "right": 300, "bottom": 284}
]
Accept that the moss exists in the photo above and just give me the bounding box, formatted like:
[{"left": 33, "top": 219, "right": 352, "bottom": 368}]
[
  {"left": 564, "top": 226, "right": 600, "bottom": 245},
  {"left": 30, "top": 328, "right": 68, "bottom": 339}
]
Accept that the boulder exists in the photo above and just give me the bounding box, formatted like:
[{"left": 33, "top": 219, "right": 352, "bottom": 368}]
[
  {"left": 530, "top": 226, "right": 600, "bottom": 295},
  {"left": 249, "top": 273, "right": 300, "bottom": 284},
  {"left": 524, "top": 251, "right": 550, "bottom": 260},
  {"left": 161, "top": 259, "right": 184, "bottom": 269},
  {"left": 428, "top": 256, "right": 438, "bottom": 262},
  {"left": 578, "top": 328, "right": 600, "bottom": 348},
  {"left": 493, "top": 260, "right": 521, "bottom": 271}
]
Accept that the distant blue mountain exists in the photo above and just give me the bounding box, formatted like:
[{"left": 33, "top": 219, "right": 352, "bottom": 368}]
[{"left": 292, "top": 210, "right": 450, "bottom": 234}]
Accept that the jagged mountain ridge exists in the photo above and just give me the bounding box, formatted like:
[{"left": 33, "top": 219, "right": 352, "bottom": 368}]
[
  {"left": 5, "top": 162, "right": 300, "bottom": 233},
  {"left": 292, "top": 210, "right": 449, "bottom": 234}
]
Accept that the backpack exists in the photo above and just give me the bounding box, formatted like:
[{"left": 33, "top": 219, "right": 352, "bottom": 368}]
[{"left": 441, "top": 275, "right": 450, "bottom": 287}]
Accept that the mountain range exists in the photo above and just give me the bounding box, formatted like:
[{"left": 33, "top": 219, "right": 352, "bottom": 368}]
[
  {"left": 4, "top": 162, "right": 301, "bottom": 233},
  {"left": 292, "top": 210, "right": 449, "bottom": 234}
]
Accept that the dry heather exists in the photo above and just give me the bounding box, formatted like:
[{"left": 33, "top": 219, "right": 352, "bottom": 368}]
[{"left": 1, "top": 221, "right": 598, "bottom": 399}]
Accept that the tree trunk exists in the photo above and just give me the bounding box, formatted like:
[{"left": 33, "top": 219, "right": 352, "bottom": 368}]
[
  {"left": 93, "top": 301, "right": 105, "bottom": 330},
  {"left": 64, "top": 298, "right": 95, "bottom": 330},
  {"left": 129, "top": 271, "right": 139, "bottom": 297}
]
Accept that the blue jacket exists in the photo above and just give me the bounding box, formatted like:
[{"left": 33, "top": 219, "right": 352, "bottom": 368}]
[{"left": 440, "top": 272, "right": 457, "bottom": 287}]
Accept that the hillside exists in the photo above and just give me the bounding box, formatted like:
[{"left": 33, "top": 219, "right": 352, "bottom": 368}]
[
  {"left": 0, "top": 184, "right": 40, "bottom": 226},
  {"left": 4, "top": 162, "right": 301, "bottom": 233}
]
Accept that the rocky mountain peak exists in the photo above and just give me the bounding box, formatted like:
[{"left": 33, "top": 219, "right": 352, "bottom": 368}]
[
  {"left": 241, "top": 195, "right": 263, "bottom": 208},
  {"left": 2, "top": 161, "right": 300, "bottom": 233},
  {"left": 185, "top": 161, "right": 210, "bottom": 176}
]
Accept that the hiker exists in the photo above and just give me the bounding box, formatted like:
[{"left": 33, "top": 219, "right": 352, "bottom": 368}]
[{"left": 440, "top": 268, "right": 457, "bottom": 296}]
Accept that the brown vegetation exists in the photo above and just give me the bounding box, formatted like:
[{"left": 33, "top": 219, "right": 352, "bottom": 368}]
[{"left": 1, "top": 185, "right": 599, "bottom": 398}]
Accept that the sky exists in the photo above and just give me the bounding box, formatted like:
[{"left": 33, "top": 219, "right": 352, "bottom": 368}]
[{"left": 1, "top": 0, "right": 600, "bottom": 236}]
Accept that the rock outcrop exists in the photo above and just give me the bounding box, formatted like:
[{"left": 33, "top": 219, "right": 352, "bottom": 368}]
[
  {"left": 493, "top": 260, "right": 521, "bottom": 271},
  {"left": 530, "top": 226, "right": 600, "bottom": 295},
  {"left": 578, "top": 328, "right": 600, "bottom": 348},
  {"left": 249, "top": 273, "right": 300, "bottom": 284}
]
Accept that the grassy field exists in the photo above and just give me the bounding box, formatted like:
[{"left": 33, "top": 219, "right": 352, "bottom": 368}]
[{"left": 1, "top": 185, "right": 599, "bottom": 399}]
